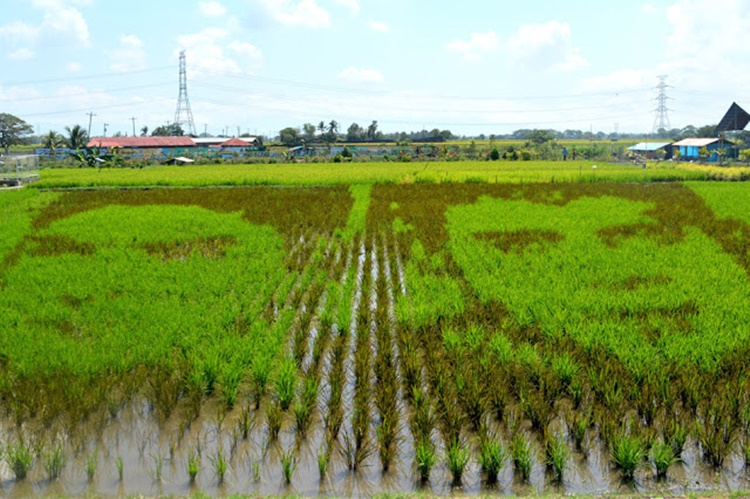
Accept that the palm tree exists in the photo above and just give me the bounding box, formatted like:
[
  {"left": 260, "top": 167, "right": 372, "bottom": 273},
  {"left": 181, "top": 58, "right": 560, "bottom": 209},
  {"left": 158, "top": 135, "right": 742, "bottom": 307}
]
[
  {"left": 41, "top": 131, "right": 67, "bottom": 152},
  {"left": 65, "top": 124, "right": 89, "bottom": 150},
  {"left": 328, "top": 120, "right": 338, "bottom": 135}
]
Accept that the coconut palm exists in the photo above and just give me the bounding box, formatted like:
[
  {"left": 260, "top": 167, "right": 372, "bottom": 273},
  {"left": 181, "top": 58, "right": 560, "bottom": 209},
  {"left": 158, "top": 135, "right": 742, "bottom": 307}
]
[
  {"left": 41, "top": 131, "right": 67, "bottom": 152},
  {"left": 65, "top": 124, "right": 89, "bottom": 150}
]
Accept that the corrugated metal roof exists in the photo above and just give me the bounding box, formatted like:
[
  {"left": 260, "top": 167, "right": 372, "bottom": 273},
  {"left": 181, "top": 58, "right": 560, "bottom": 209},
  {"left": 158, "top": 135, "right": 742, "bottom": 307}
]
[
  {"left": 672, "top": 138, "right": 722, "bottom": 147},
  {"left": 219, "top": 137, "right": 253, "bottom": 147},
  {"left": 87, "top": 136, "right": 196, "bottom": 148},
  {"left": 628, "top": 142, "right": 671, "bottom": 151}
]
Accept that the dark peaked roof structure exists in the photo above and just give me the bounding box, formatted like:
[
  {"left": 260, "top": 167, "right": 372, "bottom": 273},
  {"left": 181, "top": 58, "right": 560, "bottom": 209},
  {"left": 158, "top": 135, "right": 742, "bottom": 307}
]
[{"left": 716, "top": 102, "right": 750, "bottom": 132}]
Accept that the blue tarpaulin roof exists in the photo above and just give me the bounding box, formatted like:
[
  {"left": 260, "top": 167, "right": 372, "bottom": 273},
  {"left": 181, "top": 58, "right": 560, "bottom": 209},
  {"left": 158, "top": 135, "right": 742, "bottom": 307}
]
[{"left": 628, "top": 142, "right": 671, "bottom": 151}]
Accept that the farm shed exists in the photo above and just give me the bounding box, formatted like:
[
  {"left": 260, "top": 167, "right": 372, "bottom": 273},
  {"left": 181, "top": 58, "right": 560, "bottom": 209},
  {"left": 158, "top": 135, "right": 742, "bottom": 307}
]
[
  {"left": 627, "top": 142, "right": 672, "bottom": 159},
  {"left": 672, "top": 138, "right": 734, "bottom": 162}
]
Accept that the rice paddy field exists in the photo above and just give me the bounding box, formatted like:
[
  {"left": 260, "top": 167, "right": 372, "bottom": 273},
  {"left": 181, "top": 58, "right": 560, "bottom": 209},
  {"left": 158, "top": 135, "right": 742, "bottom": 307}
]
[
  {"left": 1, "top": 178, "right": 750, "bottom": 496},
  {"left": 31, "top": 160, "right": 720, "bottom": 188}
]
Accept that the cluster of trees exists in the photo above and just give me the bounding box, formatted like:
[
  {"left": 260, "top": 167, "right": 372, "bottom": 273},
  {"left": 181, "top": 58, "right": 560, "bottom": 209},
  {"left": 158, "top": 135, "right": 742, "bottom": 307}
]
[
  {"left": 483, "top": 125, "right": 741, "bottom": 143},
  {"left": 278, "top": 120, "right": 455, "bottom": 147}
]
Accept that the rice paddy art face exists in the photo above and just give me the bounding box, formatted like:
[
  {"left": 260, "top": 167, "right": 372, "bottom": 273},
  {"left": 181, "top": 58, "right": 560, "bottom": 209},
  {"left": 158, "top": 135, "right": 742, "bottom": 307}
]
[{"left": 447, "top": 194, "right": 750, "bottom": 373}]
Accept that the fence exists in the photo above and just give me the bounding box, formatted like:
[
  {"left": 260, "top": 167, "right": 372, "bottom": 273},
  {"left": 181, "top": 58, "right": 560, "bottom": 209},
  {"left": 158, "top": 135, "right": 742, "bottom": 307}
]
[{"left": 0, "top": 155, "right": 40, "bottom": 186}]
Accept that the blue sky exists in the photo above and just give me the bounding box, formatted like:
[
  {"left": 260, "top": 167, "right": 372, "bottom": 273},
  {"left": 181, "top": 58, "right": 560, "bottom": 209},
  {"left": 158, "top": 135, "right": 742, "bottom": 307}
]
[{"left": 2, "top": 0, "right": 750, "bottom": 138}]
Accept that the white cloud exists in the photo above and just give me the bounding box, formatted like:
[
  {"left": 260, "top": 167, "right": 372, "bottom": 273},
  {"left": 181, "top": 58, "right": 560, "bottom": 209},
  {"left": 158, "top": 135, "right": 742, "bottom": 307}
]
[
  {"left": 335, "top": 0, "right": 360, "bottom": 14},
  {"left": 506, "top": 21, "right": 586, "bottom": 71},
  {"left": 338, "top": 66, "right": 384, "bottom": 83},
  {"left": 445, "top": 30, "right": 498, "bottom": 62},
  {"left": 228, "top": 41, "right": 263, "bottom": 61},
  {"left": 259, "top": 0, "right": 331, "bottom": 28},
  {"left": 0, "top": 22, "right": 39, "bottom": 42},
  {"left": 31, "top": 0, "right": 90, "bottom": 47},
  {"left": 8, "top": 48, "right": 36, "bottom": 61},
  {"left": 109, "top": 34, "right": 147, "bottom": 73},
  {"left": 177, "top": 28, "right": 263, "bottom": 76},
  {"left": 0, "top": 0, "right": 90, "bottom": 54},
  {"left": 665, "top": 0, "right": 750, "bottom": 60},
  {"left": 66, "top": 62, "right": 82, "bottom": 72},
  {"left": 199, "top": 1, "right": 227, "bottom": 17},
  {"left": 641, "top": 3, "right": 658, "bottom": 14},
  {"left": 369, "top": 20, "right": 389, "bottom": 33},
  {"left": 580, "top": 68, "right": 655, "bottom": 93}
]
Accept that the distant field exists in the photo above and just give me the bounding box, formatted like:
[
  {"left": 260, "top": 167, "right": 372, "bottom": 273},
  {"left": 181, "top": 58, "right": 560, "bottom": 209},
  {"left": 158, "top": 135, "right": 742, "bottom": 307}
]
[{"left": 33, "top": 160, "right": 708, "bottom": 188}]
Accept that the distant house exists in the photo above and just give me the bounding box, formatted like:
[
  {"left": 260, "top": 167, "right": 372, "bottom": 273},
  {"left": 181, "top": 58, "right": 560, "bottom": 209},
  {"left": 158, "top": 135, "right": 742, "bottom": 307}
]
[
  {"left": 627, "top": 142, "right": 672, "bottom": 159},
  {"left": 192, "top": 137, "right": 259, "bottom": 148},
  {"left": 671, "top": 138, "right": 733, "bottom": 162},
  {"left": 87, "top": 136, "right": 196, "bottom": 148}
]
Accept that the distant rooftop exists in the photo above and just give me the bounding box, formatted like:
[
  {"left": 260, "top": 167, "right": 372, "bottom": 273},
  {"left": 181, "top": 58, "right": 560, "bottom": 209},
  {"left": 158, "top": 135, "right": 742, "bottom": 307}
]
[
  {"left": 88, "top": 136, "right": 196, "bottom": 148},
  {"left": 628, "top": 142, "right": 671, "bottom": 151},
  {"left": 672, "top": 138, "right": 728, "bottom": 147}
]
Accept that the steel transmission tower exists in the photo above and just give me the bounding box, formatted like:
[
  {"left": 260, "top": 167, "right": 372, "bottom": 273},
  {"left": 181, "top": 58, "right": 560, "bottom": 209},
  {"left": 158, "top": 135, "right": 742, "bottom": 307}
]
[
  {"left": 174, "top": 51, "right": 196, "bottom": 136},
  {"left": 652, "top": 75, "right": 671, "bottom": 134}
]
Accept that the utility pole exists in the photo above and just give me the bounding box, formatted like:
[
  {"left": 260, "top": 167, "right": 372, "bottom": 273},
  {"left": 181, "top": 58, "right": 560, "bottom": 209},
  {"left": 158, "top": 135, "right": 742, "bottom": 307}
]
[
  {"left": 204, "top": 123, "right": 208, "bottom": 136},
  {"left": 87, "top": 112, "right": 96, "bottom": 137},
  {"left": 130, "top": 117, "right": 137, "bottom": 137},
  {"left": 237, "top": 126, "right": 240, "bottom": 137},
  {"left": 103, "top": 123, "right": 109, "bottom": 137}
]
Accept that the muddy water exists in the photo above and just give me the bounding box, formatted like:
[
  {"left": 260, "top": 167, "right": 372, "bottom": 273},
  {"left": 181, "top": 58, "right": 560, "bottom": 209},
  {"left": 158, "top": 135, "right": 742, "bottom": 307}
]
[{"left": 4, "top": 400, "right": 750, "bottom": 498}]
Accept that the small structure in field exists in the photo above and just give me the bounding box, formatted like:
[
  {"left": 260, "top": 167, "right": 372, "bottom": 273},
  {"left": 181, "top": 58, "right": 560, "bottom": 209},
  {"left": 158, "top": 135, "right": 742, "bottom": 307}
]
[
  {"left": 627, "top": 142, "right": 672, "bottom": 159},
  {"left": 0, "top": 155, "right": 40, "bottom": 186},
  {"left": 672, "top": 138, "right": 733, "bottom": 162}
]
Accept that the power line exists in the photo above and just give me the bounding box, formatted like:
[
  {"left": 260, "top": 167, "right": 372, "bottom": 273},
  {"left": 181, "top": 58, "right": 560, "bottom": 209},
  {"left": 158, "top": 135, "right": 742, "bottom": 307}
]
[
  {"left": 0, "top": 82, "right": 172, "bottom": 103},
  {"left": 0, "top": 66, "right": 173, "bottom": 87},
  {"left": 192, "top": 66, "right": 653, "bottom": 102}
]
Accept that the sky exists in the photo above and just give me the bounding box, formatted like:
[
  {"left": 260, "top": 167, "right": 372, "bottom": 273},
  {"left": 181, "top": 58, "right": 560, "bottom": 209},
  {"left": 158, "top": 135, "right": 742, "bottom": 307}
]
[{"left": 1, "top": 0, "right": 750, "bottom": 138}]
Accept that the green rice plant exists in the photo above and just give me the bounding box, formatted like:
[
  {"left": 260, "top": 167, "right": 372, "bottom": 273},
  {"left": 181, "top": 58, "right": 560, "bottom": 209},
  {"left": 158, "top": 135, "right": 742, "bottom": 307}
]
[
  {"left": 5, "top": 441, "right": 34, "bottom": 480},
  {"left": 696, "top": 402, "right": 734, "bottom": 468},
  {"left": 569, "top": 410, "right": 591, "bottom": 452},
  {"left": 280, "top": 449, "right": 296, "bottom": 485},
  {"left": 551, "top": 353, "right": 578, "bottom": 387},
  {"left": 116, "top": 455, "right": 124, "bottom": 481},
  {"left": 650, "top": 441, "right": 678, "bottom": 479},
  {"left": 209, "top": 448, "right": 228, "bottom": 484},
  {"left": 318, "top": 450, "right": 329, "bottom": 480},
  {"left": 292, "top": 397, "right": 312, "bottom": 438},
  {"left": 187, "top": 448, "right": 200, "bottom": 483},
  {"left": 238, "top": 402, "right": 256, "bottom": 440},
  {"left": 152, "top": 453, "right": 163, "bottom": 483},
  {"left": 446, "top": 440, "right": 470, "bottom": 485},
  {"left": 477, "top": 438, "right": 507, "bottom": 484},
  {"left": 252, "top": 352, "right": 273, "bottom": 409},
  {"left": 414, "top": 439, "right": 438, "bottom": 482},
  {"left": 42, "top": 442, "right": 67, "bottom": 481},
  {"left": 509, "top": 433, "right": 533, "bottom": 482},
  {"left": 544, "top": 434, "right": 569, "bottom": 482},
  {"left": 276, "top": 356, "right": 297, "bottom": 411},
  {"left": 664, "top": 419, "right": 688, "bottom": 457},
  {"left": 610, "top": 433, "right": 645, "bottom": 480},
  {"left": 266, "top": 399, "right": 282, "bottom": 441},
  {"left": 219, "top": 363, "right": 244, "bottom": 409},
  {"left": 85, "top": 451, "right": 98, "bottom": 481}
]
